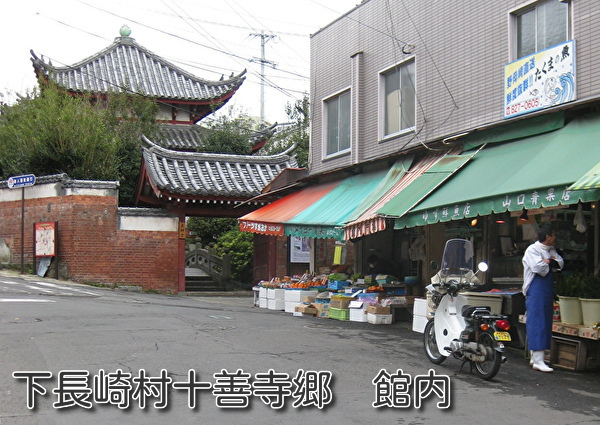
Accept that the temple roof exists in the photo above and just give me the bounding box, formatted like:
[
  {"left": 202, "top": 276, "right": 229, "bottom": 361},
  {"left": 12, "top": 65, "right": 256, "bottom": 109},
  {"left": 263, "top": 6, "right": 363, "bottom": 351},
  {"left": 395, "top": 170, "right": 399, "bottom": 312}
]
[
  {"left": 140, "top": 135, "right": 298, "bottom": 200},
  {"left": 154, "top": 123, "right": 278, "bottom": 152},
  {"left": 30, "top": 29, "right": 245, "bottom": 104}
]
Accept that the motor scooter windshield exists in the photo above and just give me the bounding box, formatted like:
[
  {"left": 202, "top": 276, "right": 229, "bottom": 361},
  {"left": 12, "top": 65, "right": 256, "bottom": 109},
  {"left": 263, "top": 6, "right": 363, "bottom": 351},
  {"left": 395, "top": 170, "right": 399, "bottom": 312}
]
[{"left": 439, "top": 239, "right": 475, "bottom": 280}]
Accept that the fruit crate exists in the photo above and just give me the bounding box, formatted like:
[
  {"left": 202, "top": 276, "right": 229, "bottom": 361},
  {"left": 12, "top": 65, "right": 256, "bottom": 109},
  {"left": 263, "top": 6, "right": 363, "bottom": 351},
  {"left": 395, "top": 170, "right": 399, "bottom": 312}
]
[
  {"left": 328, "top": 280, "right": 348, "bottom": 290},
  {"left": 329, "top": 307, "right": 350, "bottom": 321}
]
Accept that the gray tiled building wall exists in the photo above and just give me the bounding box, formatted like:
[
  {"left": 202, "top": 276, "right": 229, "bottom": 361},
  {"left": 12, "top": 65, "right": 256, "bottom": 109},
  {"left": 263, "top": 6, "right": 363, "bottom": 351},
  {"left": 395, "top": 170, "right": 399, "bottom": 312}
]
[{"left": 309, "top": 0, "right": 600, "bottom": 176}]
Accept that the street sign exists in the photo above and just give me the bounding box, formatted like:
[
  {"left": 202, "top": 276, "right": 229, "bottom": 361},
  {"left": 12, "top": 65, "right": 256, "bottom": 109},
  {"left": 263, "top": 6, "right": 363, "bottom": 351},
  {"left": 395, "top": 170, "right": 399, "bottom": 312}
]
[{"left": 7, "top": 174, "right": 36, "bottom": 189}]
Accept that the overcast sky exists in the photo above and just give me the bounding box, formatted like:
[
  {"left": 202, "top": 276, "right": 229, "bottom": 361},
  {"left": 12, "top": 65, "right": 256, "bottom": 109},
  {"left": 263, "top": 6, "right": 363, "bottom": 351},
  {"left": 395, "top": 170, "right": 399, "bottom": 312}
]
[{"left": 1, "top": 0, "right": 360, "bottom": 124}]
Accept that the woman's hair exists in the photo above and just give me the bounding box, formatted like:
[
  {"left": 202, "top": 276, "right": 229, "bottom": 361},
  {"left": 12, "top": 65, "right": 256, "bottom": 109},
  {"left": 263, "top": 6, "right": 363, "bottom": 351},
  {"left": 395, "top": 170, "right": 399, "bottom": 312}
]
[{"left": 537, "top": 224, "right": 555, "bottom": 243}]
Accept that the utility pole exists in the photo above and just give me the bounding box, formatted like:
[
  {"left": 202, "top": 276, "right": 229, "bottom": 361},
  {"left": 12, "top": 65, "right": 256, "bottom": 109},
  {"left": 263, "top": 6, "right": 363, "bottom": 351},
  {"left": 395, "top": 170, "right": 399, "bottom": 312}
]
[{"left": 250, "top": 31, "right": 276, "bottom": 126}]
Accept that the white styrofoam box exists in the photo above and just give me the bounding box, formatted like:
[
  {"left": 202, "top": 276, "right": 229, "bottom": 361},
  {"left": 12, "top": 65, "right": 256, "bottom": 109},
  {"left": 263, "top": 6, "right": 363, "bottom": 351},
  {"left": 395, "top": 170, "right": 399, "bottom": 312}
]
[
  {"left": 367, "top": 313, "right": 393, "bottom": 325},
  {"left": 285, "top": 301, "right": 299, "bottom": 313},
  {"left": 463, "top": 292, "right": 503, "bottom": 315},
  {"left": 349, "top": 300, "right": 367, "bottom": 322},
  {"left": 268, "top": 298, "right": 285, "bottom": 310},
  {"left": 274, "top": 288, "right": 286, "bottom": 300},
  {"left": 413, "top": 298, "right": 430, "bottom": 317},
  {"left": 259, "top": 297, "right": 268, "bottom": 308},
  {"left": 267, "top": 288, "right": 277, "bottom": 299},
  {"left": 259, "top": 287, "right": 268, "bottom": 299},
  {"left": 412, "top": 315, "right": 429, "bottom": 333},
  {"left": 285, "top": 290, "right": 318, "bottom": 303}
]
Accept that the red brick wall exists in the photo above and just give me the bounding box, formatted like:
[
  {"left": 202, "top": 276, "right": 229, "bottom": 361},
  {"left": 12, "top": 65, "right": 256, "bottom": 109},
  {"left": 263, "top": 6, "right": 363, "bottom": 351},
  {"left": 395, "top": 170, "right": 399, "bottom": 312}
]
[{"left": 0, "top": 191, "right": 179, "bottom": 292}]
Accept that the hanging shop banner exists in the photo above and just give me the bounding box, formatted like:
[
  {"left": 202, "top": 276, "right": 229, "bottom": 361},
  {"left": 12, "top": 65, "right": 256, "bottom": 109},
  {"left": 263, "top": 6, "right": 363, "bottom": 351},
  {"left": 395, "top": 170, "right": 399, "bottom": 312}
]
[
  {"left": 35, "top": 222, "right": 57, "bottom": 257},
  {"left": 504, "top": 40, "right": 575, "bottom": 119},
  {"left": 239, "top": 220, "right": 284, "bottom": 236},
  {"left": 290, "top": 237, "right": 311, "bottom": 263},
  {"left": 285, "top": 225, "right": 344, "bottom": 241},
  {"left": 396, "top": 185, "right": 600, "bottom": 229}
]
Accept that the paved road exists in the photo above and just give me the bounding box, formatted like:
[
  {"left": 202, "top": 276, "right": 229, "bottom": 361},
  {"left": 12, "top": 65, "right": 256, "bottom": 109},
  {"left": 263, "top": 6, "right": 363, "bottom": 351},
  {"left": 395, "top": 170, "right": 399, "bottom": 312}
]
[{"left": 1, "top": 270, "right": 599, "bottom": 424}]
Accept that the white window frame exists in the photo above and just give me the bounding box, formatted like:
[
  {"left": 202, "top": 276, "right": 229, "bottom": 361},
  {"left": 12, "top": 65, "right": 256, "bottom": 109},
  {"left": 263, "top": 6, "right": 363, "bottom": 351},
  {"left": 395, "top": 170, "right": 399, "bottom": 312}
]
[
  {"left": 322, "top": 88, "right": 352, "bottom": 159},
  {"left": 509, "top": 0, "right": 571, "bottom": 61},
  {"left": 378, "top": 57, "right": 416, "bottom": 141}
]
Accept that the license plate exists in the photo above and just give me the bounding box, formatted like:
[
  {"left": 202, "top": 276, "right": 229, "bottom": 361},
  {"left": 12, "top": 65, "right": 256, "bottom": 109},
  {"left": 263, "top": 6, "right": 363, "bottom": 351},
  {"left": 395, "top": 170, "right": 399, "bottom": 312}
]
[{"left": 494, "top": 331, "right": 511, "bottom": 342}]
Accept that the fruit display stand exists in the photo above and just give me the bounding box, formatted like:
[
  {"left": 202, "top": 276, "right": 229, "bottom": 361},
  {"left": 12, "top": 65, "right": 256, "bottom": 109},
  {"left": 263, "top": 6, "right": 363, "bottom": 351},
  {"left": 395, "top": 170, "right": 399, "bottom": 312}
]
[{"left": 254, "top": 273, "right": 417, "bottom": 326}]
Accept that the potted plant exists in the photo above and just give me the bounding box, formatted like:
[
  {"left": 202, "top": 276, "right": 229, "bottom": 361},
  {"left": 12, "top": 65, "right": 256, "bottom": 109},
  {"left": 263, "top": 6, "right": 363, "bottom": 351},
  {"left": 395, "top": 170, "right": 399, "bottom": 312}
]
[
  {"left": 555, "top": 273, "right": 583, "bottom": 325},
  {"left": 579, "top": 273, "right": 600, "bottom": 327}
]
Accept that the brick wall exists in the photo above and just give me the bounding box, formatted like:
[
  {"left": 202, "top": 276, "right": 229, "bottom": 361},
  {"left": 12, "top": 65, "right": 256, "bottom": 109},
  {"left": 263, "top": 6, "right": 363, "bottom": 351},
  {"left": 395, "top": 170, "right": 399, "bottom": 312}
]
[{"left": 0, "top": 176, "right": 179, "bottom": 292}]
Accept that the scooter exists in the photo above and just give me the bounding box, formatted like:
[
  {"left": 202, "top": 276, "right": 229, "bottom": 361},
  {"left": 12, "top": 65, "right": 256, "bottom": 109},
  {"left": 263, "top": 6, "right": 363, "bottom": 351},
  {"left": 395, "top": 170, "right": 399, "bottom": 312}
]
[{"left": 423, "top": 238, "right": 511, "bottom": 380}]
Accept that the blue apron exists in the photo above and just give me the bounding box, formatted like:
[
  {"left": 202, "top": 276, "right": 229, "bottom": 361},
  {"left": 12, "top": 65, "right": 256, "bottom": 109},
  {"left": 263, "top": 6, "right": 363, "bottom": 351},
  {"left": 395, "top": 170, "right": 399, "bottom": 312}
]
[{"left": 526, "top": 270, "right": 554, "bottom": 351}]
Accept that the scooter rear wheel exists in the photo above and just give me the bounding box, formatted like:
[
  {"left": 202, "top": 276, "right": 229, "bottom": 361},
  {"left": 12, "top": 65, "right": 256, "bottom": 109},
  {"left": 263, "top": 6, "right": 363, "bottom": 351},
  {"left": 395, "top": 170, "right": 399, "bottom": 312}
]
[
  {"left": 473, "top": 331, "right": 502, "bottom": 380},
  {"left": 423, "top": 318, "right": 446, "bottom": 364}
]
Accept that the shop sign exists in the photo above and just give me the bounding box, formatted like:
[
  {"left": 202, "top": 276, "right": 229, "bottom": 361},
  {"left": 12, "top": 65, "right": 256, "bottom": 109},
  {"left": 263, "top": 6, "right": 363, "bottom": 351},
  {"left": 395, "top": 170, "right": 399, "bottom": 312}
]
[
  {"left": 406, "top": 185, "right": 586, "bottom": 227},
  {"left": 504, "top": 40, "right": 576, "bottom": 119},
  {"left": 239, "top": 220, "right": 284, "bottom": 236},
  {"left": 285, "top": 225, "right": 343, "bottom": 241}
]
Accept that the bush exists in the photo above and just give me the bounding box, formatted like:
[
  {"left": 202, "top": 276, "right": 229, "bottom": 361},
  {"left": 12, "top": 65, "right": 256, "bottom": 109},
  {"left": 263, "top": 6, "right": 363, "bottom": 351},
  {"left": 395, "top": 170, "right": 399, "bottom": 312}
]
[{"left": 214, "top": 229, "right": 253, "bottom": 285}]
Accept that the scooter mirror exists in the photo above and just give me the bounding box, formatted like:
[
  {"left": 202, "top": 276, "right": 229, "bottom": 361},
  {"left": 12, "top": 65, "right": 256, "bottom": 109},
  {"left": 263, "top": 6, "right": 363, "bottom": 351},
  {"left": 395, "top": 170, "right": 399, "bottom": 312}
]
[
  {"left": 478, "top": 262, "right": 489, "bottom": 272},
  {"left": 430, "top": 260, "right": 438, "bottom": 271}
]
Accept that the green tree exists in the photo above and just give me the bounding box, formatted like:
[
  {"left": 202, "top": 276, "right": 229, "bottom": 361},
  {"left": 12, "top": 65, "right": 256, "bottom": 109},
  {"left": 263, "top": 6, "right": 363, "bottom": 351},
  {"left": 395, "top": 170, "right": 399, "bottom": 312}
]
[
  {"left": 261, "top": 95, "right": 309, "bottom": 167},
  {"left": 0, "top": 85, "right": 158, "bottom": 205},
  {"left": 213, "top": 229, "right": 254, "bottom": 284}
]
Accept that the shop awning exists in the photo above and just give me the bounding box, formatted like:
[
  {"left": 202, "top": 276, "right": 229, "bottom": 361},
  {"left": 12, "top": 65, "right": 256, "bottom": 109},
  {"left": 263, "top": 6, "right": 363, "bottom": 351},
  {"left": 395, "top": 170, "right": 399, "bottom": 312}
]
[
  {"left": 239, "top": 181, "right": 338, "bottom": 236},
  {"left": 394, "top": 112, "right": 600, "bottom": 229},
  {"left": 569, "top": 161, "right": 600, "bottom": 190},
  {"left": 376, "top": 152, "right": 476, "bottom": 220},
  {"left": 285, "top": 168, "right": 391, "bottom": 240},
  {"left": 343, "top": 152, "right": 445, "bottom": 240}
]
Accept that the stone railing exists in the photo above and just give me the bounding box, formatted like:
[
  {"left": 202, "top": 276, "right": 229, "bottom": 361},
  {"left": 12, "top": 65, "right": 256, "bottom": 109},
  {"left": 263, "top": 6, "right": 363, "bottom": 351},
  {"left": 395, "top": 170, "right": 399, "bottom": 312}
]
[{"left": 185, "top": 243, "right": 231, "bottom": 284}]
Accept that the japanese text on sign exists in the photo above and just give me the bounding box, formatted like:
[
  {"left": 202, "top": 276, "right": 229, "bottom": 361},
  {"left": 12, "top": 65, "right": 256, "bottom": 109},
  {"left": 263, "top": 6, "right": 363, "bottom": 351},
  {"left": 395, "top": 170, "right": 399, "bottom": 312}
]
[{"left": 13, "top": 368, "right": 450, "bottom": 410}]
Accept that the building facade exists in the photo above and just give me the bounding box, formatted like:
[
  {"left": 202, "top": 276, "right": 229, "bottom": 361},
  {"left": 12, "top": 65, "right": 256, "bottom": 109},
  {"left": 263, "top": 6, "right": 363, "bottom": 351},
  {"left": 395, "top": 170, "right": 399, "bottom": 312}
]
[{"left": 241, "top": 0, "right": 600, "bottom": 288}]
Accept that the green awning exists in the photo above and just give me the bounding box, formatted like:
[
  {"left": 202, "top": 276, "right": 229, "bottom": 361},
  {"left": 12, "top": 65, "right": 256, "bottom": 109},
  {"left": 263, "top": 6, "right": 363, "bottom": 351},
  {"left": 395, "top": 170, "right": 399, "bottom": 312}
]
[
  {"left": 395, "top": 112, "right": 600, "bottom": 229},
  {"left": 377, "top": 154, "right": 476, "bottom": 218},
  {"left": 285, "top": 168, "right": 390, "bottom": 240},
  {"left": 569, "top": 161, "right": 600, "bottom": 190},
  {"left": 463, "top": 110, "right": 565, "bottom": 151}
]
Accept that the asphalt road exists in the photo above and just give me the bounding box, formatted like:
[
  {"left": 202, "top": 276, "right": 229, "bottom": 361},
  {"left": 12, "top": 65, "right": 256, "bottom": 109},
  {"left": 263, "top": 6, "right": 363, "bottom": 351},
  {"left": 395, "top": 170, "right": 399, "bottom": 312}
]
[{"left": 1, "top": 270, "right": 599, "bottom": 425}]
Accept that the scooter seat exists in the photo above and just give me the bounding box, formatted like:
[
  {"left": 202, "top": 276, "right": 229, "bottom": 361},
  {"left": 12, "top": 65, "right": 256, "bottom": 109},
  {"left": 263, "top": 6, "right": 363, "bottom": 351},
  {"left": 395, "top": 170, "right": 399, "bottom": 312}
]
[{"left": 462, "top": 305, "right": 491, "bottom": 317}]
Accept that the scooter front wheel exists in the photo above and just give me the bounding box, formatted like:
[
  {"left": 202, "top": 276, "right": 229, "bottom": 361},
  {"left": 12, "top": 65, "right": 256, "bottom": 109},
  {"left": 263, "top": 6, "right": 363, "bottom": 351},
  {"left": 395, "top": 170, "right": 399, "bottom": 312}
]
[
  {"left": 473, "top": 331, "right": 502, "bottom": 380},
  {"left": 423, "top": 318, "right": 446, "bottom": 364}
]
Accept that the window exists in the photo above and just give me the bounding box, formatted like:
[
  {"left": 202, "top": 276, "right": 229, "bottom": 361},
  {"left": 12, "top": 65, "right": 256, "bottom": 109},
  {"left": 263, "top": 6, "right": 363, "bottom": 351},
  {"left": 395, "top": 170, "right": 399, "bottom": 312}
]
[
  {"left": 515, "top": 0, "right": 569, "bottom": 59},
  {"left": 325, "top": 90, "right": 351, "bottom": 156},
  {"left": 382, "top": 60, "right": 415, "bottom": 138}
]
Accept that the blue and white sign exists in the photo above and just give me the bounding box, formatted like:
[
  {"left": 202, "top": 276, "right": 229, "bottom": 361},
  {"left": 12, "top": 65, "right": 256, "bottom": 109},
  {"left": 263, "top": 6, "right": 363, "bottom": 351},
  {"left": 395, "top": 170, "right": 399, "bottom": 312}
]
[
  {"left": 7, "top": 174, "right": 36, "bottom": 189},
  {"left": 504, "top": 40, "right": 576, "bottom": 118}
]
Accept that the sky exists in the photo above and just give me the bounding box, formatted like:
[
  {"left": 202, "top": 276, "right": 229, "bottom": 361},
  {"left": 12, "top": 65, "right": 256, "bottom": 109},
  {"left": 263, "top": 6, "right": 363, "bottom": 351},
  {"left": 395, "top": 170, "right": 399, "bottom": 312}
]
[{"left": 0, "top": 0, "right": 361, "bottom": 124}]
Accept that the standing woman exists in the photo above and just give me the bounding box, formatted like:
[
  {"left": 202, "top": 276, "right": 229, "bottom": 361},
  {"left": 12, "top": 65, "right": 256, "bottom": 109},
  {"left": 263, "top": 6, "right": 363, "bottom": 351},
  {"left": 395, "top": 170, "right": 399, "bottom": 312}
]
[{"left": 522, "top": 224, "right": 564, "bottom": 373}]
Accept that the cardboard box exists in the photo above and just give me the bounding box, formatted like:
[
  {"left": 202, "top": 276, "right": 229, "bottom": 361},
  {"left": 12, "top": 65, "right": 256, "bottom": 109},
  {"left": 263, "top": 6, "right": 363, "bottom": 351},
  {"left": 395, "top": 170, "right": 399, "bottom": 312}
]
[
  {"left": 314, "top": 303, "right": 330, "bottom": 319},
  {"left": 330, "top": 296, "right": 353, "bottom": 310},
  {"left": 412, "top": 315, "right": 429, "bottom": 333},
  {"left": 302, "top": 295, "right": 316, "bottom": 303},
  {"left": 294, "top": 304, "right": 317, "bottom": 316},
  {"left": 366, "top": 305, "right": 391, "bottom": 315},
  {"left": 367, "top": 313, "right": 393, "bottom": 325}
]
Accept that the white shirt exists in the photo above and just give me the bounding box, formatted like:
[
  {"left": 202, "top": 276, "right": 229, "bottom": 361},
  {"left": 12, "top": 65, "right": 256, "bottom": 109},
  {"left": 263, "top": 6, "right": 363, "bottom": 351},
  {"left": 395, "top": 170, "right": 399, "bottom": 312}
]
[{"left": 522, "top": 241, "right": 564, "bottom": 296}]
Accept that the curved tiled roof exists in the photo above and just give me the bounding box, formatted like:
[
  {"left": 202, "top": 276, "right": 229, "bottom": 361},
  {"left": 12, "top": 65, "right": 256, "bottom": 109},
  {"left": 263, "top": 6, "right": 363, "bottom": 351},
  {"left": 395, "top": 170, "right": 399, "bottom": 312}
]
[
  {"left": 156, "top": 124, "right": 208, "bottom": 151},
  {"left": 141, "top": 136, "right": 298, "bottom": 198},
  {"left": 30, "top": 35, "right": 245, "bottom": 102}
]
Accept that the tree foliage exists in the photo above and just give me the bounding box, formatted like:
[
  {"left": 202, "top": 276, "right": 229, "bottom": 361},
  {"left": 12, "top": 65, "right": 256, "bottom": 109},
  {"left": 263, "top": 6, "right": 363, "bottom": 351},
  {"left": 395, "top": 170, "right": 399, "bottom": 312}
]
[
  {"left": 0, "top": 84, "right": 158, "bottom": 205},
  {"left": 213, "top": 229, "right": 254, "bottom": 284},
  {"left": 261, "top": 95, "right": 309, "bottom": 167}
]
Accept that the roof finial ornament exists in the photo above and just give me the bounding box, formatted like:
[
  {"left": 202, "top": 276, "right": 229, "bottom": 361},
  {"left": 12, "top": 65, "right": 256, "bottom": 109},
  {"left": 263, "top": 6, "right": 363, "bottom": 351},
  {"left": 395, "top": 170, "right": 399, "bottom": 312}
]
[{"left": 120, "top": 25, "right": 132, "bottom": 37}]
